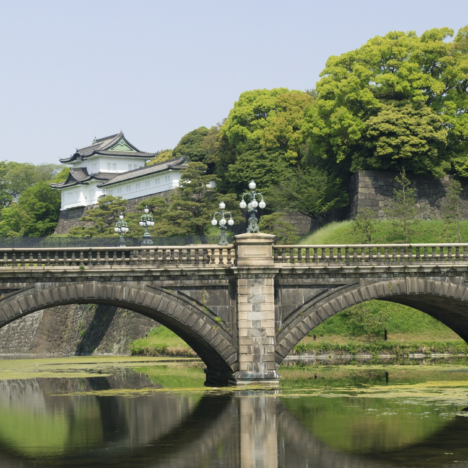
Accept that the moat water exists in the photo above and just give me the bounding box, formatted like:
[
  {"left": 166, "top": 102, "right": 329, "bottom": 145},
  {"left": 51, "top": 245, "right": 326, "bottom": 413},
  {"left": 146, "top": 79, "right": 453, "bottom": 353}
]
[{"left": 1, "top": 357, "right": 468, "bottom": 467}]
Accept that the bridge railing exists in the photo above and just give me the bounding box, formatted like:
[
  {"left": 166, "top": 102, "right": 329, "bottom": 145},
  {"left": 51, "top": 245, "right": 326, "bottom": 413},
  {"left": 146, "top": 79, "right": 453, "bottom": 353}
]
[
  {"left": 273, "top": 244, "right": 468, "bottom": 265},
  {"left": 0, "top": 245, "right": 236, "bottom": 269}
]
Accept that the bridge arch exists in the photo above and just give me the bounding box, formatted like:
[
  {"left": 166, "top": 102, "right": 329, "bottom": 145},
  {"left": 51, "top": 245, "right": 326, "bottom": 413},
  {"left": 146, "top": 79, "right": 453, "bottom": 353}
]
[
  {"left": 275, "top": 277, "right": 468, "bottom": 364},
  {"left": 0, "top": 282, "right": 237, "bottom": 379}
]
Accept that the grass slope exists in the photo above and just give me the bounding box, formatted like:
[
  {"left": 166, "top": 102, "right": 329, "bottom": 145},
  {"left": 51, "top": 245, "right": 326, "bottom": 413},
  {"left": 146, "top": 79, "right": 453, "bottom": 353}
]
[
  {"left": 130, "top": 326, "right": 194, "bottom": 356},
  {"left": 300, "top": 219, "right": 468, "bottom": 245}
]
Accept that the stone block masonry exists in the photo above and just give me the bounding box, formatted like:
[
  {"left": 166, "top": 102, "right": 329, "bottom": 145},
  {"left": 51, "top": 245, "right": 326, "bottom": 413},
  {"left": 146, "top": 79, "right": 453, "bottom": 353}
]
[
  {"left": 233, "top": 233, "right": 279, "bottom": 384},
  {"left": 349, "top": 170, "right": 468, "bottom": 220},
  {"left": 0, "top": 304, "right": 157, "bottom": 356}
]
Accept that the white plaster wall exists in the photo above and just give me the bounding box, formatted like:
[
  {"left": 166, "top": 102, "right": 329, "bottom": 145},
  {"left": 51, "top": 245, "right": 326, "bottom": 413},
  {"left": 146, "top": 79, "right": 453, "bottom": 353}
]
[
  {"left": 71, "top": 156, "right": 145, "bottom": 174},
  {"left": 105, "top": 171, "right": 181, "bottom": 200},
  {"left": 59, "top": 171, "right": 181, "bottom": 210},
  {"left": 60, "top": 181, "right": 106, "bottom": 210}
]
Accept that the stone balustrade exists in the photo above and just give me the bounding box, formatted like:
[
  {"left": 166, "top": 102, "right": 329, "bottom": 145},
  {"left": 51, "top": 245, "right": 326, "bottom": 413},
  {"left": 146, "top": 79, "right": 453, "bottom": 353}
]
[
  {"left": 274, "top": 243, "right": 468, "bottom": 265},
  {"left": 0, "top": 245, "right": 236, "bottom": 268}
]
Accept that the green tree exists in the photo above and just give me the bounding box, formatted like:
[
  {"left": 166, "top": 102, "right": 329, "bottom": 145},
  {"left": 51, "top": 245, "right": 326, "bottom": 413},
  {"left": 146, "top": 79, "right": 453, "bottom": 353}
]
[
  {"left": 216, "top": 89, "right": 314, "bottom": 191},
  {"left": 385, "top": 169, "right": 418, "bottom": 243},
  {"left": 258, "top": 213, "right": 299, "bottom": 244},
  {"left": 68, "top": 195, "right": 127, "bottom": 237},
  {"left": 152, "top": 162, "right": 241, "bottom": 237},
  {"left": 51, "top": 167, "right": 70, "bottom": 183},
  {"left": 268, "top": 167, "right": 349, "bottom": 223},
  {"left": 0, "top": 182, "right": 61, "bottom": 237},
  {"left": 148, "top": 149, "right": 174, "bottom": 166},
  {"left": 172, "top": 127, "right": 210, "bottom": 162},
  {"left": 352, "top": 208, "right": 378, "bottom": 244},
  {"left": 306, "top": 26, "right": 468, "bottom": 177},
  {"left": 0, "top": 161, "right": 20, "bottom": 208},
  {"left": 360, "top": 102, "right": 448, "bottom": 176},
  {"left": 169, "top": 125, "right": 221, "bottom": 172},
  {"left": 440, "top": 178, "right": 464, "bottom": 242},
  {"left": 5, "top": 163, "right": 62, "bottom": 199},
  {"left": 126, "top": 196, "right": 169, "bottom": 236},
  {"left": 226, "top": 143, "right": 295, "bottom": 194}
]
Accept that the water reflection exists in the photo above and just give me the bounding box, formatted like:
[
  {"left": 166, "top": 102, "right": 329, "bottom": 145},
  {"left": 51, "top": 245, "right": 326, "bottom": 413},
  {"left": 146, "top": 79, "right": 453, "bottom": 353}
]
[{"left": 0, "top": 368, "right": 468, "bottom": 467}]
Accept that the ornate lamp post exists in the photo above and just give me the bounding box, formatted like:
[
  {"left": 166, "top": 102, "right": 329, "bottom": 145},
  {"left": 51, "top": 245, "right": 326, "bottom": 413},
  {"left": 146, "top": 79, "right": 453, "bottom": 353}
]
[
  {"left": 139, "top": 206, "right": 155, "bottom": 245},
  {"left": 239, "top": 180, "right": 266, "bottom": 233},
  {"left": 211, "top": 201, "right": 234, "bottom": 246},
  {"left": 114, "top": 213, "right": 129, "bottom": 247}
]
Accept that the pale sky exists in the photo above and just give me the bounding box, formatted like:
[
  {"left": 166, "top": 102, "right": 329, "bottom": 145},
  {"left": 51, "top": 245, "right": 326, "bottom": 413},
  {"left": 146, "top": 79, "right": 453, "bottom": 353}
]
[{"left": 1, "top": 0, "right": 467, "bottom": 165}]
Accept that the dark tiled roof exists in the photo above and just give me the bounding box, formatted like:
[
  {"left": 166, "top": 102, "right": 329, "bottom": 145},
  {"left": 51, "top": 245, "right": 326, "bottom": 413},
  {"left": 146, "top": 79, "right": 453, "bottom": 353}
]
[
  {"left": 98, "top": 156, "right": 187, "bottom": 188},
  {"left": 95, "top": 150, "right": 153, "bottom": 158},
  {"left": 69, "top": 167, "right": 89, "bottom": 182},
  {"left": 59, "top": 132, "right": 156, "bottom": 163},
  {"left": 50, "top": 169, "right": 115, "bottom": 189}
]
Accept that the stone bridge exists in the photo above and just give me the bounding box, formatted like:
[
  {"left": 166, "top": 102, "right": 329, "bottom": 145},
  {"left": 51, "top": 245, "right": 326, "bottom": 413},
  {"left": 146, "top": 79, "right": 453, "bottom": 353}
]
[{"left": 1, "top": 234, "right": 468, "bottom": 385}]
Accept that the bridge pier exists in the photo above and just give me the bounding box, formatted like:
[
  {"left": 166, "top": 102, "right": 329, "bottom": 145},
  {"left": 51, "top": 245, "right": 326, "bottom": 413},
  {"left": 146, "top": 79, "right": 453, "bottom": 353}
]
[{"left": 232, "top": 234, "right": 280, "bottom": 385}]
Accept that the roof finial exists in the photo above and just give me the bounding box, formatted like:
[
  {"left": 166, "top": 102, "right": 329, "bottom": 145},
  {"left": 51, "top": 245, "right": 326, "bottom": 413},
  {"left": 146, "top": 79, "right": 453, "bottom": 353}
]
[{"left": 93, "top": 136, "right": 96, "bottom": 143}]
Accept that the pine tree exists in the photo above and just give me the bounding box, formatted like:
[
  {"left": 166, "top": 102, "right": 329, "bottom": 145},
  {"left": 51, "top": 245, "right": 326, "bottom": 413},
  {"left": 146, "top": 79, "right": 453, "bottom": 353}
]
[
  {"left": 385, "top": 168, "right": 418, "bottom": 243},
  {"left": 352, "top": 208, "right": 378, "bottom": 244},
  {"left": 68, "top": 195, "right": 127, "bottom": 237},
  {"left": 441, "top": 179, "right": 464, "bottom": 242}
]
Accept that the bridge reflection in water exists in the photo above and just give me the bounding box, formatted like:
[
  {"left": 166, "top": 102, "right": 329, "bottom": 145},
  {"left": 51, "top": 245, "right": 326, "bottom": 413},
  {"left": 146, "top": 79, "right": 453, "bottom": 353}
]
[{"left": 0, "top": 372, "right": 468, "bottom": 467}]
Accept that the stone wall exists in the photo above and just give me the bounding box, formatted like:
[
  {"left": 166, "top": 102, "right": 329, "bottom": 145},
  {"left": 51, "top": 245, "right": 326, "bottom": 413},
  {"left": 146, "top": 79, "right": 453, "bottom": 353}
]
[
  {"left": 54, "top": 189, "right": 174, "bottom": 234},
  {"left": 0, "top": 311, "right": 44, "bottom": 354},
  {"left": 349, "top": 170, "right": 468, "bottom": 220},
  {"left": 0, "top": 304, "right": 157, "bottom": 356}
]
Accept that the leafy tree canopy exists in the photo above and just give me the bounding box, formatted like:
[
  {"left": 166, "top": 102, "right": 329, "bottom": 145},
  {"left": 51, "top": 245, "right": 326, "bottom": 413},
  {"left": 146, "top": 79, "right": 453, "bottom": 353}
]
[
  {"left": 172, "top": 127, "right": 209, "bottom": 162},
  {"left": 148, "top": 149, "right": 174, "bottom": 166},
  {"left": 0, "top": 161, "right": 20, "bottom": 208},
  {"left": 306, "top": 26, "right": 468, "bottom": 177},
  {"left": 216, "top": 88, "right": 314, "bottom": 192},
  {"left": 5, "top": 163, "right": 62, "bottom": 199},
  {"left": 0, "top": 182, "right": 61, "bottom": 237}
]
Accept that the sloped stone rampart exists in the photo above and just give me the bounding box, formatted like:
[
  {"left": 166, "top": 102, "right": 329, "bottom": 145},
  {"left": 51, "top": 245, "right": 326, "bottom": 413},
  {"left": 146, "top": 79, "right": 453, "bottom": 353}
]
[{"left": 0, "top": 304, "right": 156, "bottom": 356}]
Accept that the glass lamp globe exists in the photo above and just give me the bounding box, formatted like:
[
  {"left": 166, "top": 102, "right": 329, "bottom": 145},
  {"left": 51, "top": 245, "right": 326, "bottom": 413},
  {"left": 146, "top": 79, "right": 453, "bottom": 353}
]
[
  {"left": 240, "top": 200, "right": 247, "bottom": 209},
  {"left": 211, "top": 219, "right": 217, "bottom": 226},
  {"left": 219, "top": 201, "right": 226, "bottom": 210},
  {"left": 144, "top": 207, "right": 149, "bottom": 214},
  {"left": 259, "top": 201, "right": 266, "bottom": 209},
  {"left": 249, "top": 180, "right": 256, "bottom": 190},
  {"left": 114, "top": 227, "right": 119, "bottom": 233},
  {"left": 228, "top": 218, "right": 234, "bottom": 226},
  {"left": 219, "top": 218, "right": 226, "bottom": 226},
  {"left": 119, "top": 214, "right": 124, "bottom": 220},
  {"left": 251, "top": 200, "right": 258, "bottom": 208},
  {"left": 139, "top": 221, "right": 144, "bottom": 226},
  {"left": 150, "top": 221, "right": 154, "bottom": 226}
]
